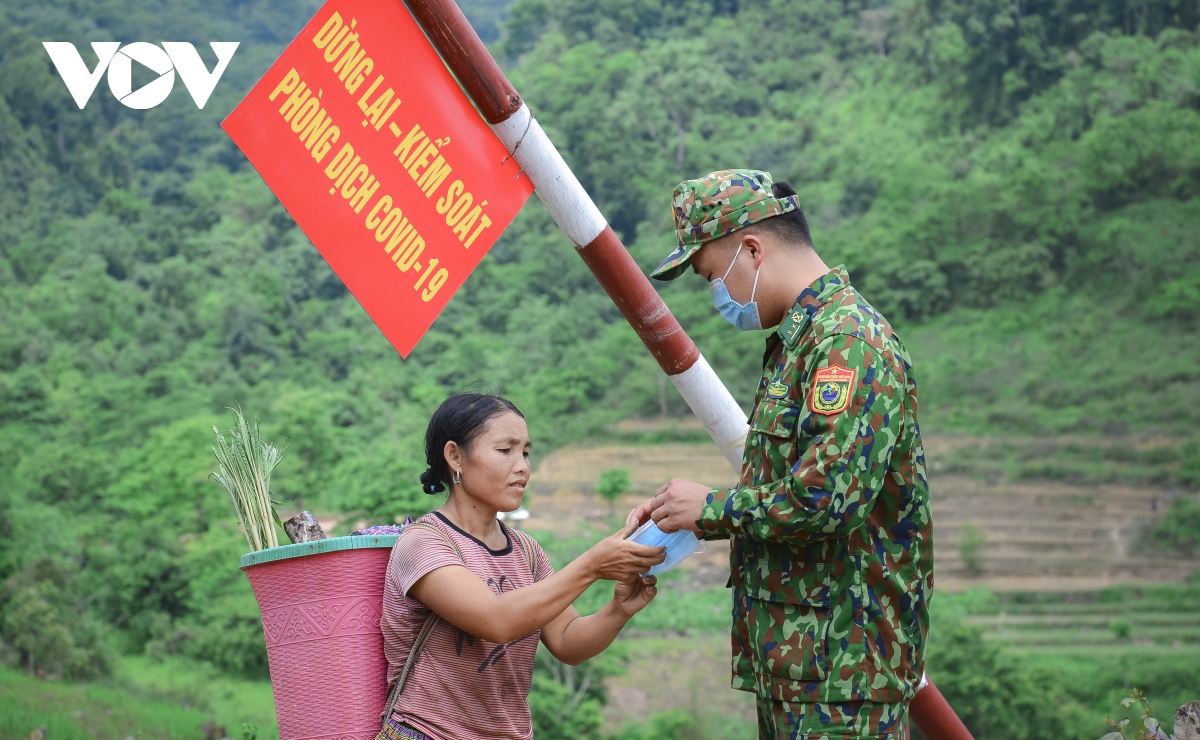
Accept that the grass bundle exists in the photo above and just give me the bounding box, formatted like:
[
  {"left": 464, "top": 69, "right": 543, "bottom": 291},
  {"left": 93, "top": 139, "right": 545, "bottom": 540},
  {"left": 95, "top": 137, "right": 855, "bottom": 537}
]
[{"left": 211, "top": 407, "right": 285, "bottom": 551}]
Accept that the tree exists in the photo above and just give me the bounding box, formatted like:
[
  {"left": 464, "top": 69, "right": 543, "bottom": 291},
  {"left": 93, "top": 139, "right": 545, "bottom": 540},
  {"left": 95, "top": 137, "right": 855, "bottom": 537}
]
[
  {"left": 916, "top": 621, "right": 1080, "bottom": 740},
  {"left": 528, "top": 645, "right": 621, "bottom": 739},
  {"left": 597, "top": 468, "right": 631, "bottom": 518},
  {"left": 959, "top": 523, "right": 987, "bottom": 576},
  {"left": 1149, "top": 496, "right": 1200, "bottom": 554}
]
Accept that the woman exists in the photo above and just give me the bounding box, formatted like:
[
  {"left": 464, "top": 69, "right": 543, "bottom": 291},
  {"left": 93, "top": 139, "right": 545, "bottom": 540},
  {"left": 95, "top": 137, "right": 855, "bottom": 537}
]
[{"left": 380, "top": 393, "right": 665, "bottom": 740}]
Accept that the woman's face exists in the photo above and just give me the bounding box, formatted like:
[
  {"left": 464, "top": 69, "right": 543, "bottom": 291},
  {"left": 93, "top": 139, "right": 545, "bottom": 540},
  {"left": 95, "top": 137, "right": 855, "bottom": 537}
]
[{"left": 449, "top": 412, "right": 531, "bottom": 513}]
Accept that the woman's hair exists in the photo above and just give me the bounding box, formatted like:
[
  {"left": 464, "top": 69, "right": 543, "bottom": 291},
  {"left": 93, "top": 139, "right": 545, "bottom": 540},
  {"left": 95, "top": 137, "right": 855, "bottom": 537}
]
[{"left": 420, "top": 393, "right": 524, "bottom": 495}]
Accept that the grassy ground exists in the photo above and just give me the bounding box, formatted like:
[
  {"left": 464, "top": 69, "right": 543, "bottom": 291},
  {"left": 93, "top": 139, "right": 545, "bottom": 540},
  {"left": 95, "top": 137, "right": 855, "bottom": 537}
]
[
  {"left": 0, "top": 656, "right": 277, "bottom": 740},
  {"left": 0, "top": 665, "right": 206, "bottom": 740},
  {"left": 4, "top": 585, "right": 1196, "bottom": 740},
  {"left": 115, "top": 656, "right": 278, "bottom": 739}
]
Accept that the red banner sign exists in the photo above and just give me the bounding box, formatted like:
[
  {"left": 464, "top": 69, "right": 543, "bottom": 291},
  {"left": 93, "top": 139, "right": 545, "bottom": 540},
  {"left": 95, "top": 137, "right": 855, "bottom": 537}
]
[{"left": 222, "top": 0, "right": 532, "bottom": 357}]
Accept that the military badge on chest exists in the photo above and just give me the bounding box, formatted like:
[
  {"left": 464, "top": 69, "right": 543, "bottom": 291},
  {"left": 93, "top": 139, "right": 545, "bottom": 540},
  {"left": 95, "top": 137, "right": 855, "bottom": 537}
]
[
  {"left": 766, "top": 380, "right": 790, "bottom": 399},
  {"left": 809, "top": 365, "right": 856, "bottom": 415}
]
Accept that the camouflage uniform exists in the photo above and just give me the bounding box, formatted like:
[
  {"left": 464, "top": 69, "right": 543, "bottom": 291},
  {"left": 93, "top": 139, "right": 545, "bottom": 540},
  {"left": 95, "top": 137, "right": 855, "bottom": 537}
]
[{"left": 652, "top": 171, "right": 934, "bottom": 740}]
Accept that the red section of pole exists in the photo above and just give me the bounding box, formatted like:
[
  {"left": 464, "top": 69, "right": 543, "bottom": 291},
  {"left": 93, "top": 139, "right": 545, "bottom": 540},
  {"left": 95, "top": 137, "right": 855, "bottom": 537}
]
[
  {"left": 578, "top": 227, "right": 698, "bottom": 373},
  {"left": 405, "top": 0, "right": 521, "bottom": 124},
  {"left": 405, "top": 0, "right": 702, "bottom": 378},
  {"left": 910, "top": 681, "right": 975, "bottom": 740}
]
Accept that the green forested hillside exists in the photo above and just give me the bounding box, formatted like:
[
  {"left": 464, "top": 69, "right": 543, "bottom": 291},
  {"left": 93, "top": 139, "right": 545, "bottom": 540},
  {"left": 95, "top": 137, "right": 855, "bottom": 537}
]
[{"left": 0, "top": 0, "right": 1198, "bottom": 734}]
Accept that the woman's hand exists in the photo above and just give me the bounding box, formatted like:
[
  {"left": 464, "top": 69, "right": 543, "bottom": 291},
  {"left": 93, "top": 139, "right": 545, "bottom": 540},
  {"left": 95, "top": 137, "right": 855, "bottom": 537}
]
[
  {"left": 612, "top": 575, "right": 657, "bottom": 618},
  {"left": 538, "top": 530, "right": 661, "bottom": 666},
  {"left": 584, "top": 523, "right": 665, "bottom": 582}
]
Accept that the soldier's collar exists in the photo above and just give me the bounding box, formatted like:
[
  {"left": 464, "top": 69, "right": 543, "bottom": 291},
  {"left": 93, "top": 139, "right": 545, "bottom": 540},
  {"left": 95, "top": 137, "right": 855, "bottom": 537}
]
[{"left": 777, "top": 265, "right": 851, "bottom": 346}]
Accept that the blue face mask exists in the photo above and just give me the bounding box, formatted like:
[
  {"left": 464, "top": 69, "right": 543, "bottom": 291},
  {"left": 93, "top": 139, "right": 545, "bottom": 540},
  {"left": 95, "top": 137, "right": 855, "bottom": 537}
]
[
  {"left": 628, "top": 520, "right": 706, "bottom": 576},
  {"left": 709, "top": 241, "right": 762, "bottom": 331}
]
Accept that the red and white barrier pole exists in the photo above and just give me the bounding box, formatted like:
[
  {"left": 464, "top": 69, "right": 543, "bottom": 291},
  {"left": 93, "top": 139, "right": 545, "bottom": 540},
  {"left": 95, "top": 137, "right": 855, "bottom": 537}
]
[
  {"left": 402, "top": 1, "right": 972, "bottom": 737},
  {"left": 488, "top": 105, "right": 750, "bottom": 468},
  {"left": 401, "top": 0, "right": 747, "bottom": 468}
]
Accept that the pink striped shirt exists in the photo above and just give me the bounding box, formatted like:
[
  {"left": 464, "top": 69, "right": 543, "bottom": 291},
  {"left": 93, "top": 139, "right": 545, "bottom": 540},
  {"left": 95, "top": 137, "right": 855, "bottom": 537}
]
[{"left": 381, "top": 512, "right": 554, "bottom": 740}]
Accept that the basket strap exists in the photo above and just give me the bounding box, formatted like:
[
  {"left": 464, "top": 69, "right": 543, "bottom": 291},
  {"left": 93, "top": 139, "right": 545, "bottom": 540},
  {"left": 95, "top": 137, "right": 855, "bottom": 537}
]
[
  {"left": 378, "top": 521, "right": 464, "bottom": 728},
  {"left": 509, "top": 528, "right": 538, "bottom": 579},
  {"left": 404, "top": 521, "right": 465, "bottom": 561}
]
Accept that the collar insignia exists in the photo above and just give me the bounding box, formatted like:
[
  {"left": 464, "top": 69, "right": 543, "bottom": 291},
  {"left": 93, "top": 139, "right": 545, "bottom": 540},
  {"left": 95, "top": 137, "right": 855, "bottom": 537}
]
[{"left": 782, "top": 309, "right": 809, "bottom": 346}]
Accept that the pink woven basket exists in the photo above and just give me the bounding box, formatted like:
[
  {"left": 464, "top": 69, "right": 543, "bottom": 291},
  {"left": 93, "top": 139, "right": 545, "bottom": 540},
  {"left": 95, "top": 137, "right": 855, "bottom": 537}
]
[{"left": 241, "top": 535, "right": 399, "bottom": 740}]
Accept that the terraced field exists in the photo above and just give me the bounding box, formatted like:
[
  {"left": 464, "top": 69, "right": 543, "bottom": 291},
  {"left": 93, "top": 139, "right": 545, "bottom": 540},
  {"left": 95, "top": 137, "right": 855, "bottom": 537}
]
[
  {"left": 523, "top": 435, "right": 1199, "bottom": 592},
  {"left": 965, "top": 583, "right": 1200, "bottom": 650}
]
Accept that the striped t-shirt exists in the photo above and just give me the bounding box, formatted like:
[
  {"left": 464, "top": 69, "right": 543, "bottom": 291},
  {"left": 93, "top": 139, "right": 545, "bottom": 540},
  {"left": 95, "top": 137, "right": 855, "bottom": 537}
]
[{"left": 381, "top": 511, "right": 554, "bottom": 740}]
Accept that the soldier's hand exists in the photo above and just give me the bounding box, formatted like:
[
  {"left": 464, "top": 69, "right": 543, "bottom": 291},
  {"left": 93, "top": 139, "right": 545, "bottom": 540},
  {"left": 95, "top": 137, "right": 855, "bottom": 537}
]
[
  {"left": 625, "top": 498, "right": 656, "bottom": 529},
  {"left": 647, "top": 478, "right": 711, "bottom": 534}
]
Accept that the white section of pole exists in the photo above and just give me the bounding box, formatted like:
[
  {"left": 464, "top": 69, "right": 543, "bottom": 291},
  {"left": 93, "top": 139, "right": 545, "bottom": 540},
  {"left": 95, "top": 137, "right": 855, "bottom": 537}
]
[
  {"left": 490, "top": 104, "right": 607, "bottom": 248},
  {"left": 494, "top": 104, "right": 749, "bottom": 477},
  {"left": 668, "top": 355, "right": 749, "bottom": 472}
]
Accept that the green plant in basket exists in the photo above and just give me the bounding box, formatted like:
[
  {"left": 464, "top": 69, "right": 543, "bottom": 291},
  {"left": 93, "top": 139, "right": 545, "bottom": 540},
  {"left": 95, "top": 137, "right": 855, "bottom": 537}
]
[{"left": 211, "top": 407, "right": 286, "bottom": 551}]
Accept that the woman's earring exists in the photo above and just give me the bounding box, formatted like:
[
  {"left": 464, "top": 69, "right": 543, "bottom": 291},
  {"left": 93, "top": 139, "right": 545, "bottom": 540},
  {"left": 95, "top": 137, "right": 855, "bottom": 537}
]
[{"left": 453, "top": 468, "right": 462, "bottom": 486}]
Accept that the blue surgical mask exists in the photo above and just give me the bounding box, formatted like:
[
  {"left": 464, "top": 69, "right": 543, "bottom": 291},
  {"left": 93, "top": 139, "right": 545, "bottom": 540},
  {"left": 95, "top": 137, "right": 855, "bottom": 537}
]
[
  {"left": 709, "top": 241, "right": 762, "bottom": 331},
  {"left": 628, "top": 520, "right": 706, "bottom": 576}
]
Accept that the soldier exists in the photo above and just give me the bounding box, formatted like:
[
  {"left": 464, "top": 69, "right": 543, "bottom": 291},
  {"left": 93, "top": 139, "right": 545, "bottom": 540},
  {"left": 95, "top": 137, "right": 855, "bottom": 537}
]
[{"left": 628, "top": 170, "right": 934, "bottom": 739}]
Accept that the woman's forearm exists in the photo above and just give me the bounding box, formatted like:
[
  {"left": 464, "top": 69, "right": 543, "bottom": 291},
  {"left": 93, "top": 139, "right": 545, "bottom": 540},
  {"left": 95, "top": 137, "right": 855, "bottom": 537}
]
[
  {"left": 412, "top": 527, "right": 663, "bottom": 645},
  {"left": 489, "top": 557, "right": 599, "bottom": 641},
  {"left": 413, "top": 554, "right": 599, "bottom": 644},
  {"left": 546, "top": 600, "right": 631, "bottom": 666}
]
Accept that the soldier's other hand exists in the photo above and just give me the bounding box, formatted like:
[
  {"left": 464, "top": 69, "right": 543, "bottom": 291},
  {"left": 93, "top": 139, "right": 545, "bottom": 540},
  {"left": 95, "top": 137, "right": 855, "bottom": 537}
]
[{"left": 649, "top": 478, "right": 710, "bottom": 534}]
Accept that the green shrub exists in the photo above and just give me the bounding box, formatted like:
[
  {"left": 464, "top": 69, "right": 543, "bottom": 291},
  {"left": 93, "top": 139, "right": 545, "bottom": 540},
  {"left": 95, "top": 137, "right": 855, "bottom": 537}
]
[
  {"left": 0, "top": 559, "right": 116, "bottom": 680},
  {"left": 960, "top": 524, "right": 988, "bottom": 576},
  {"left": 916, "top": 622, "right": 1083, "bottom": 740},
  {"left": 528, "top": 644, "right": 629, "bottom": 739},
  {"left": 612, "top": 710, "right": 696, "bottom": 740},
  {"left": 1101, "top": 689, "right": 1169, "bottom": 740},
  {"left": 597, "top": 469, "right": 631, "bottom": 518},
  {"left": 1109, "top": 620, "right": 1133, "bottom": 641},
  {"left": 1150, "top": 497, "right": 1200, "bottom": 553},
  {"left": 528, "top": 672, "right": 604, "bottom": 739},
  {"left": 179, "top": 524, "right": 269, "bottom": 678},
  {"left": 1180, "top": 441, "right": 1200, "bottom": 488}
]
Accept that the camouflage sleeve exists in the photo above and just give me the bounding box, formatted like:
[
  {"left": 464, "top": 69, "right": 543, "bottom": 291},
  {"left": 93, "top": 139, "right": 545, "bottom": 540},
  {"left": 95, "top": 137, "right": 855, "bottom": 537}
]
[{"left": 698, "top": 334, "right": 905, "bottom": 542}]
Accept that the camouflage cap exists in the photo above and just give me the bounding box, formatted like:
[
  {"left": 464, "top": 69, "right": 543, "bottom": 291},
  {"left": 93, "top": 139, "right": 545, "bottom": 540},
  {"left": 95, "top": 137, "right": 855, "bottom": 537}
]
[{"left": 650, "top": 169, "right": 801, "bottom": 281}]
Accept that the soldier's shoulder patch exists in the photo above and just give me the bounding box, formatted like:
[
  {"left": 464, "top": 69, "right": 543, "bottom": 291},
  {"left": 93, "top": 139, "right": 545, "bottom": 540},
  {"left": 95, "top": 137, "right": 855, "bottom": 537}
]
[
  {"left": 809, "top": 365, "right": 857, "bottom": 416},
  {"left": 766, "top": 380, "right": 789, "bottom": 399}
]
